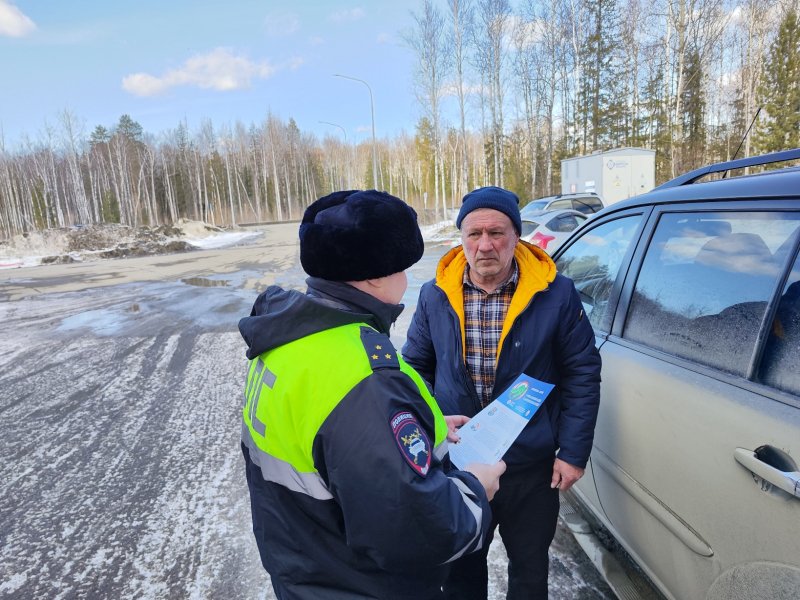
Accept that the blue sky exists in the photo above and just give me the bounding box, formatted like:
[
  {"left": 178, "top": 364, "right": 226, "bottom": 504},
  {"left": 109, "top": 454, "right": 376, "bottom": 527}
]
[{"left": 0, "top": 0, "right": 424, "bottom": 148}]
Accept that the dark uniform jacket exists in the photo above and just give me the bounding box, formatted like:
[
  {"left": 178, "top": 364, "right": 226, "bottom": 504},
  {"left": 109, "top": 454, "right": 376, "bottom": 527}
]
[
  {"left": 402, "top": 242, "right": 602, "bottom": 474},
  {"left": 239, "top": 277, "right": 491, "bottom": 599}
]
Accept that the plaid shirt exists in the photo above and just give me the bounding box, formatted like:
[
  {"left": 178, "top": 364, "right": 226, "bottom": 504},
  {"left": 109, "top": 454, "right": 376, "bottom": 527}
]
[{"left": 463, "top": 260, "right": 519, "bottom": 407}]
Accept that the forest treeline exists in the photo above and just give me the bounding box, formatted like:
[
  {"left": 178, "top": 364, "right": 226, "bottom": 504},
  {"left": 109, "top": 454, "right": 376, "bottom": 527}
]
[{"left": 1, "top": 0, "right": 799, "bottom": 239}]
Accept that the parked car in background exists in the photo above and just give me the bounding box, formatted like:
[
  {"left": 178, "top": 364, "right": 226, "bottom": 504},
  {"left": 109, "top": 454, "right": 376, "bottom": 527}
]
[
  {"left": 521, "top": 192, "right": 604, "bottom": 217},
  {"left": 551, "top": 149, "right": 800, "bottom": 600},
  {"left": 520, "top": 209, "right": 588, "bottom": 254}
]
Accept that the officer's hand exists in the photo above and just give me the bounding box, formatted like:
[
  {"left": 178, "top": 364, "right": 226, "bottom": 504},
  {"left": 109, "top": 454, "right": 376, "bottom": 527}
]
[
  {"left": 444, "top": 414, "right": 470, "bottom": 442},
  {"left": 465, "top": 460, "right": 506, "bottom": 501}
]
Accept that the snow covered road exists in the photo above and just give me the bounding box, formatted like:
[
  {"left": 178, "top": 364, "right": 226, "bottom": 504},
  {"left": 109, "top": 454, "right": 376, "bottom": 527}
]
[{"left": 0, "top": 223, "right": 613, "bottom": 599}]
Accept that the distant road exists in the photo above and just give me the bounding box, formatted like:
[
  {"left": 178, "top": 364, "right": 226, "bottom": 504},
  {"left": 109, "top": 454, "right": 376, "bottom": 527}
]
[{"left": 0, "top": 222, "right": 299, "bottom": 302}]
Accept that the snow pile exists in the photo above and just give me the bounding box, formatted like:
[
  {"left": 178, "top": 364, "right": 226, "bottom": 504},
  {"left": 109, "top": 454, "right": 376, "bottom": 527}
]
[
  {"left": 0, "top": 217, "right": 449, "bottom": 271},
  {"left": 174, "top": 218, "right": 222, "bottom": 239},
  {"left": 0, "top": 220, "right": 261, "bottom": 270},
  {"left": 420, "top": 219, "right": 460, "bottom": 243}
]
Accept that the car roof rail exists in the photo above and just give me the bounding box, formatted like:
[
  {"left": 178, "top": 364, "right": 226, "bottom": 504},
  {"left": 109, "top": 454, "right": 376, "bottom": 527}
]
[{"left": 654, "top": 148, "right": 800, "bottom": 190}]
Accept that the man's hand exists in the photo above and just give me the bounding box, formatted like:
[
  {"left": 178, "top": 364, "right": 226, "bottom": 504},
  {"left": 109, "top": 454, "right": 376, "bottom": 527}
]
[
  {"left": 465, "top": 460, "right": 506, "bottom": 501},
  {"left": 444, "top": 414, "right": 470, "bottom": 442},
  {"left": 551, "top": 458, "right": 584, "bottom": 492}
]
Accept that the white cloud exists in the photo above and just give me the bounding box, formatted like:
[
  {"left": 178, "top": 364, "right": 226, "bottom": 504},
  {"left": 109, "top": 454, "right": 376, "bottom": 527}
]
[
  {"left": 0, "top": 1, "right": 36, "bottom": 37},
  {"left": 330, "top": 7, "right": 365, "bottom": 23},
  {"left": 122, "top": 48, "right": 276, "bottom": 97},
  {"left": 264, "top": 12, "right": 299, "bottom": 36},
  {"left": 376, "top": 32, "right": 391, "bottom": 44},
  {"left": 288, "top": 56, "right": 305, "bottom": 70},
  {"left": 309, "top": 36, "right": 325, "bottom": 46}
]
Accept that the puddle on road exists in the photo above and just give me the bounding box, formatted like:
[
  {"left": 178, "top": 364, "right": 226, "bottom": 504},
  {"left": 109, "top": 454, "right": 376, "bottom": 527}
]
[
  {"left": 55, "top": 279, "right": 254, "bottom": 337},
  {"left": 50, "top": 244, "right": 447, "bottom": 339},
  {"left": 59, "top": 308, "right": 126, "bottom": 336}
]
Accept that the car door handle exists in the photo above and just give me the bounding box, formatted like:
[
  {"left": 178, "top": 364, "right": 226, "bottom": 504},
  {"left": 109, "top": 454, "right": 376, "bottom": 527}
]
[{"left": 734, "top": 447, "right": 800, "bottom": 499}]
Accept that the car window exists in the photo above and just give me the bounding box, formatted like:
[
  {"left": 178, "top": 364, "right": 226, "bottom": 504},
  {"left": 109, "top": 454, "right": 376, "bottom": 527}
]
[
  {"left": 521, "top": 220, "right": 539, "bottom": 237},
  {"left": 548, "top": 214, "right": 582, "bottom": 233},
  {"left": 548, "top": 199, "right": 572, "bottom": 211},
  {"left": 572, "top": 197, "right": 602, "bottom": 214},
  {"left": 555, "top": 215, "right": 643, "bottom": 332},
  {"left": 623, "top": 212, "right": 800, "bottom": 377},
  {"left": 759, "top": 246, "right": 800, "bottom": 395},
  {"left": 521, "top": 200, "right": 548, "bottom": 217}
]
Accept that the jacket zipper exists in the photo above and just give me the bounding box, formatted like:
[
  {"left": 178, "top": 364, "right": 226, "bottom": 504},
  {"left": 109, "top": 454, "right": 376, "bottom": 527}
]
[
  {"left": 436, "top": 286, "right": 483, "bottom": 414},
  {"left": 493, "top": 285, "right": 550, "bottom": 397}
]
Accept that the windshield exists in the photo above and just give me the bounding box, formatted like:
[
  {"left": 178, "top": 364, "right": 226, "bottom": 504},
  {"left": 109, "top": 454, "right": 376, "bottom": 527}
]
[
  {"left": 572, "top": 196, "right": 603, "bottom": 213},
  {"left": 521, "top": 200, "right": 549, "bottom": 216}
]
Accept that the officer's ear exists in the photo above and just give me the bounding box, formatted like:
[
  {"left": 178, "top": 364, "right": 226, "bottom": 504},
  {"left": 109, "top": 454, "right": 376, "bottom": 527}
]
[
  {"left": 346, "top": 278, "right": 384, "bottom": 297},
  {"left": 348, "top": 274, "right": 406, "bottom": 304}
]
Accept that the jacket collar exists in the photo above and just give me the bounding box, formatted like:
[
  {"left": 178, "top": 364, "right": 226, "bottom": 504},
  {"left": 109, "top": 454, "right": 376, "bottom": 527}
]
[
  {"left": 434, "top": 240, "right": 557, "bottom": 362},
  {"left": 306, "top": 277, "right": 404, "bottom": 335},
  {"left": 436, "top": 240, "right": 556, "bottom": 297}
]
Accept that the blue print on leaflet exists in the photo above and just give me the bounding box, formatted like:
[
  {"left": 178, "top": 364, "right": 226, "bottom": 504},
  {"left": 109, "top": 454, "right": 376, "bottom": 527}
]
[
  {"left": 500, "top": 376, "right": 555, "bottom": 420},
  {"left": 390, "top": 411, "right": 431, "bottom": 477}
]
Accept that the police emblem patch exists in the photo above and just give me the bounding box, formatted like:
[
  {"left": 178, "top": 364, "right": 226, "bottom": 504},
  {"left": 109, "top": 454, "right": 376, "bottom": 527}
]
[{"left": 390, "top": 411, "right": 431, "bottom": 477}]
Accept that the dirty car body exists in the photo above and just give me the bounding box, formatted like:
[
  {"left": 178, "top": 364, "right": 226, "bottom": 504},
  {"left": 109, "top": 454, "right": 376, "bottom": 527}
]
[{"left": 551, "top": 149, "right": 800, "bottom": 600}]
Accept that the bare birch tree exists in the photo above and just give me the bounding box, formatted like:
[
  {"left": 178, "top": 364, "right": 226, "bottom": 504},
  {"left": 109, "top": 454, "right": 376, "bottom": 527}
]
[{"left": 408, "top": 0, "right": 452, "bottom": 221}]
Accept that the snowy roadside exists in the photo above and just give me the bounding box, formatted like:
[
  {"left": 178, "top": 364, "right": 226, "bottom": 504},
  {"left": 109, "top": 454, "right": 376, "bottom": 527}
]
[
  {"left": 0, "top": 219, "right": 460, "bottom": 270},
  {"left": 0, "top": 220, "right": 262, "bottom": 270}
]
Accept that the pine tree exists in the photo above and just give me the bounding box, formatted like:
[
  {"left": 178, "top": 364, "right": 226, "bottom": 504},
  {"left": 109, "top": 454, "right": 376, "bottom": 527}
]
[
  {"left": 754, "top": 9, "right": 800, "bottom": 154},
  {"left": 414, "top": 117, "right": 436, "bottom": 211},
  {"left": 116, "top": 114, "right": 144, "bottom": 142},
  {"left": 681, "top": 47, "right": 706, "bottom": 168},
  {"left": 579, "top": 0, "right": 624, "bottom": 152},
  {"left": 641, "top": 63, "right": 671, "bottom": 182},
  {"left": 89, "top": 125, "right": 110, "bottom": 149}
]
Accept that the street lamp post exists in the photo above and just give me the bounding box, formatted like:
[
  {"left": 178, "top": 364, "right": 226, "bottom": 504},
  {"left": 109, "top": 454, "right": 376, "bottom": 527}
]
[
  {"left": 319, "top": 120, "right": 347, "bottom": 142},
  {"left": 334, "top": 73, "right": 378, "bottom": 189},
  {"left": 319, "top": 120, "right": 351, "bottom": 188}
]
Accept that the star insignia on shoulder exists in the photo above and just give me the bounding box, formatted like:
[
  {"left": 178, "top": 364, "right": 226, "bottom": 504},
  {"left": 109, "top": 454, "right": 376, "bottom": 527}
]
[{"left": 360, "top": 327, "right": 399, "bottom": 370}]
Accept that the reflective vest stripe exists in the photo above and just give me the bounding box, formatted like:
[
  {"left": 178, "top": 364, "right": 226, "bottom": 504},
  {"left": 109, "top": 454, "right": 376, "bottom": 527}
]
[
  {"left": 443, "top": 477, "right": 484, "bottom": 563},
  {"left": 242, "top": 421, "right": 333, "bottom": 500}
]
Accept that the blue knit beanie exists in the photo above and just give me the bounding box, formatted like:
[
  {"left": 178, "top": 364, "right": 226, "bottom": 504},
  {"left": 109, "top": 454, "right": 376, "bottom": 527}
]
[{"left": 455, "top": 186, "right": 521, "bottom": 234}]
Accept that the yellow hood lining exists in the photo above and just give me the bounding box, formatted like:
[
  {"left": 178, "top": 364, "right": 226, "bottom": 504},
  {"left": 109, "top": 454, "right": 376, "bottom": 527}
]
[{"left": 434, "top": 241, "right": 556, "bottom": 363}]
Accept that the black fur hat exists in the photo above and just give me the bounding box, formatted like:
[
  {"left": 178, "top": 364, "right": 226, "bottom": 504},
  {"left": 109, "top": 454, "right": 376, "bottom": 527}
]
[{"left": 299, "top": 190, "right": 424, "bottom": 281}]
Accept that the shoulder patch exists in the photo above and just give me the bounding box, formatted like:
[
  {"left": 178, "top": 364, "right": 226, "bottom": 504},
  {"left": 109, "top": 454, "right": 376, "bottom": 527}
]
[
  {"left": 390, "top": 411, "right": 431, "bottom": 477},
  {"left": 360, "top": 327, "right": 399, "bottom": 370}
]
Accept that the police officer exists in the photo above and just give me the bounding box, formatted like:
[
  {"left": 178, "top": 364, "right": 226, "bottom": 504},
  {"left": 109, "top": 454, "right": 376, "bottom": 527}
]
[{"left": 240, "top": 189, "right": 506, "bottom": 599}]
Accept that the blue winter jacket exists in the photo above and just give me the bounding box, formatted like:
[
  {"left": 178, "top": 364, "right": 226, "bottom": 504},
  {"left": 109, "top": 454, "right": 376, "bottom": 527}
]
[{"left": 402, "top": 241, "right": 601, "bottom": 474}]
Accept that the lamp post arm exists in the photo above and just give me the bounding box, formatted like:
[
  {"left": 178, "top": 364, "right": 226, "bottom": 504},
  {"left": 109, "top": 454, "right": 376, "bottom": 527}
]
[{"left": 334, "top": 73, "right": 378, "bottom": 188}]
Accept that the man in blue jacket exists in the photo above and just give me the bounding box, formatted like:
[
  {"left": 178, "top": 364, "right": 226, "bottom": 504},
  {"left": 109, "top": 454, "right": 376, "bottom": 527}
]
[
  {"left": 240, "top": 189, "right": 506, "bottom": 599},
  {"left": 402, "top": 186, "right": 601, "bottom": 599}
]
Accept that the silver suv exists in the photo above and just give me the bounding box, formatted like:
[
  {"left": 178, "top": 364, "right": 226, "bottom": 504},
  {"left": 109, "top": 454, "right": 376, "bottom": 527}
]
[
  {"left": 552, "top": 149, "right": 800, "bottom": 600},
  {"left": 521, "top": 192, "right": 604, "bottom": 217}
]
